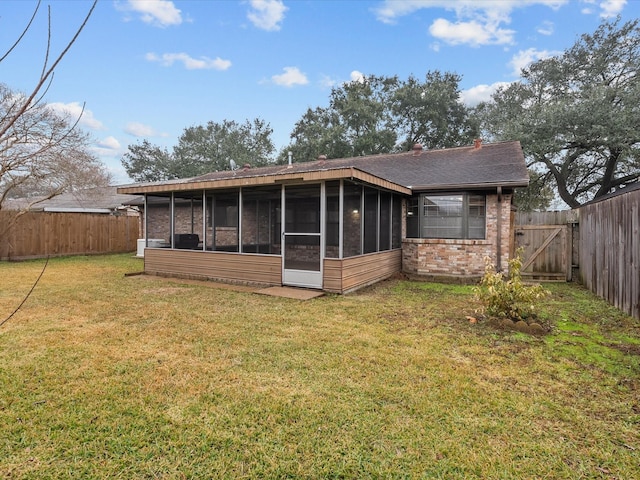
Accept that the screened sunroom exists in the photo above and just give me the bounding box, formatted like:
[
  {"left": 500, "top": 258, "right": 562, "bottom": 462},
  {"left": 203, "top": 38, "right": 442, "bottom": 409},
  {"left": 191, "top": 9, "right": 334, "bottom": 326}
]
[{"left": 126, "top": 167, "right": 409, "bottom": 293}]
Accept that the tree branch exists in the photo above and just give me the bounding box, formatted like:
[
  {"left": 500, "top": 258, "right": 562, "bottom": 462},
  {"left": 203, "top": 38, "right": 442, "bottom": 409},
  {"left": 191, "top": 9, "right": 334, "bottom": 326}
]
[{"left": 0, "top": 0, "right": 97, "bottom": 140}]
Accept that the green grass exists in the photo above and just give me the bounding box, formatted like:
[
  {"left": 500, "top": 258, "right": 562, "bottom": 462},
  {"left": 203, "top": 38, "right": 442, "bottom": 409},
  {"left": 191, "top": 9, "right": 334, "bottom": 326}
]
[{"left": 1, "top": 254, "right": 639, "bottom": 479}]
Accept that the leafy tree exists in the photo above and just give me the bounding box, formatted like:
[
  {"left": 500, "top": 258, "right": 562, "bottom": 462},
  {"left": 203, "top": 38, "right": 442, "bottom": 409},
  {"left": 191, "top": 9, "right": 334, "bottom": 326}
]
[
  {"left": 281, "top": 72, "right": 476, "bottom": 163},
  {"left": 173, "top": 119, "right": 275, "bottom": 175},
  {"left": 280, "top": 107, "right": 349, "bottom": 164},
  {"left": 282, "top": 75, "right": 396, "bottom": 163},
  {"left": 391, "top": 71, "right": 476, "bottom": 151},
  {"left": 120, "top": 140, "right": 173, "bottom": 182},
  {"left": 513, "top": 169, "right": 554, "bottom": 212},
  {"left": 122, "top": 118, "right": 276, "bottom": 181},
  {"left": 0, "top": 1, "right": 108, "bottom": 234},
  {"left": 329, "top": 75, "right": 398, "bottom": 156},
  {"left": 477, "top": 18, "right": 640, "bottom": 208}
]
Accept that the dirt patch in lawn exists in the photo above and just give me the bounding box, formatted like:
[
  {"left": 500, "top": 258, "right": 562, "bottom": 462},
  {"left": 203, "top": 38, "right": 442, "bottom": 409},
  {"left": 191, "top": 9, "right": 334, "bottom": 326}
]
[{"left": 608, "top": 343, "right": 640, "bottom": 356}]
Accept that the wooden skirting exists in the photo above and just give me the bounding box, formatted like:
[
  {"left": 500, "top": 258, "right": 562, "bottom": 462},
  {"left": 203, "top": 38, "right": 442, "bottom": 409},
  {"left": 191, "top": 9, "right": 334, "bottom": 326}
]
[
  {"left": 145, "top": 248, "right": 401, "bottom": 294},
  {"left": 324, "top": 250, "right": 402, "bottom": 294},
  {"left": 144, "top": 248, "right": 282, "bottom": 286}
]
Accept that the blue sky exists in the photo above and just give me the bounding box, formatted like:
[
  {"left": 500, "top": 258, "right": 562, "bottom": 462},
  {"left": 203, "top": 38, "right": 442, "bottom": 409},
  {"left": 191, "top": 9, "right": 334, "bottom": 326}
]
[{"left": 1, "top": 0, "right": 637, "bottom": 184}]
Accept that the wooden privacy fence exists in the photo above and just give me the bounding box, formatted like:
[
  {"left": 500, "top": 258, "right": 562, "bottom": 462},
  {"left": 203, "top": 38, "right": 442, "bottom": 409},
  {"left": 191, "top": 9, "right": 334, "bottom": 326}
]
[
  {"left": 514, "top": 188, "right": 639, "bottom": 321},
  {"left": 578, "top": 190, "right": 639, "bottom": 321},
  {"left": 0, "top": 211, "right": 139, "bottom": 260}
]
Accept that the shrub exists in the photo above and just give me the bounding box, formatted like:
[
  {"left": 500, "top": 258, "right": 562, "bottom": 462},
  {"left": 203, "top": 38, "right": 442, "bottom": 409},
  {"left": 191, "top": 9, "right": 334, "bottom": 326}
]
[{"left": 474, "top": 248, "right": 550, "bottom": 322}]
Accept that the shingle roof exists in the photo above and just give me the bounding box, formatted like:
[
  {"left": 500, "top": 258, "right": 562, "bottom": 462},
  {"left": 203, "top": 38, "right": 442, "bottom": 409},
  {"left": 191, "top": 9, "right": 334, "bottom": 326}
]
[
  {"left": 5, "top": 187, "right": 141, "bottom": 212},
  {"left": 118, "top": 140, "right": 529, "bottom": 194},
  {"left": 332, "top": 140, "right": 528, "bottom": 189}
]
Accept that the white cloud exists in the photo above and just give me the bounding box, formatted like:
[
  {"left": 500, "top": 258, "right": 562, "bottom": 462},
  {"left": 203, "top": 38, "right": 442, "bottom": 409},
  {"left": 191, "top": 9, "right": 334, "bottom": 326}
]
[
  {"left": 125, "top": 122, "right": 156, "bottom": 137},
  {"left": 92, "top": 136, "right": 123, "bottom": 159},
  {"left": 509, "top": 47, "right": 561, "bottom": 76},
  {"left": 350, "top": 70, "right": 365, "bottom": 83},
  {"left": 460, "top": 82, "right": 512, "bottom": 106},
  {"left": 97, "top": 136, "right": 121, "bottom": 150},
  {"left": 119, "top": 0, "right": 182, "bottom": 27},
  {"left": 429, "top": 18, "right": 515, "bottom": 46},
  {"left": 374, "top": 0, "right": 567, "bottom": 24},
  {"left": 599, "top": 0, "right": 626, "bottom": 17},
  {"left": 581, "top": 0, "right": 595, "bottom": 14},
  {"left": 247, "top": 0, "right": 288, "bottom": 31},
  {"left": 536, "top": 20, "right": 554, "bottom": 35},
  {"left": 146, "top": 52, "right": 232, "bottom": 70},
  {"left": 48, "top": 102, "right": 104, "bottom": 130},
  {"left": 374, "top": 1, "right": 568, "bottom": 46},
  {"left": 271, "top": 67, "right": 308, "bottom": 87}
]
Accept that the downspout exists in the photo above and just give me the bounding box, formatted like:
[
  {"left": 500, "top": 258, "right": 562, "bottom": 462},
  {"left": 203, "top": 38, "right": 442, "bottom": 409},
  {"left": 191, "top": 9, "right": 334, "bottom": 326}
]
[
  {"left": 144, "top": 194, "right": 148, "bottom": 247},
  {"left": 496, "top": 186, "right": 502, "bottom": 272}
]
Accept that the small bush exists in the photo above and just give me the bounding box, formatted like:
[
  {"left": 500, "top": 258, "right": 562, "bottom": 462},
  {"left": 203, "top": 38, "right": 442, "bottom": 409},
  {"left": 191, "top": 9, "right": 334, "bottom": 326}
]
[{"left": 474, "top": 249, "right": 550, "bottom": 322}]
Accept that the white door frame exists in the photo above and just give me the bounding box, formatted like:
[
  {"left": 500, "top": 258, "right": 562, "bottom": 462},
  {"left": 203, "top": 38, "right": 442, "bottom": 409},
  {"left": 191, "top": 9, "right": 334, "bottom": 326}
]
[{"left": 282, "top": 183, "right": 324, "bottom": 289}]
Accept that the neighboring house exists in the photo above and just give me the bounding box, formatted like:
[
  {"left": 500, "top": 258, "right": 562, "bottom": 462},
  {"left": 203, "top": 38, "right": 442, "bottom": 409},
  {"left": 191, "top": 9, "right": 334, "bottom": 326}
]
[
  {"left": 5, "top": 186, "right": 141, "bottom": 216},
  {"left": 117, "top": 140, "right": 528, "bottom": 293}
]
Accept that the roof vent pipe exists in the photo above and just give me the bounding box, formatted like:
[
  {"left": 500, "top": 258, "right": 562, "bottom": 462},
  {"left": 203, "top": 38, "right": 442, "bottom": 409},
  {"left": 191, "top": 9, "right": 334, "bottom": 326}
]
[
  {"left": 288, "top": 151, "right": 292, "bottom": 166},
  {"left": 412, "top": 143, "right": 423, "bottom": 155}
]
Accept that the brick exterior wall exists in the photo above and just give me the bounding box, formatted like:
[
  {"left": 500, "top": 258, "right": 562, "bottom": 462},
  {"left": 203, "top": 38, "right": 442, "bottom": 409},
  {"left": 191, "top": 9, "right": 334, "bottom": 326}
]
[
  {"left": 402, "top": 193, "right": 512, "bottom": 278},
  {"left": 143, "top": 191, "right": 513, "bottom": 280},
  {"left": 144, "top": 203, "right": 204, "bottom": 241}
]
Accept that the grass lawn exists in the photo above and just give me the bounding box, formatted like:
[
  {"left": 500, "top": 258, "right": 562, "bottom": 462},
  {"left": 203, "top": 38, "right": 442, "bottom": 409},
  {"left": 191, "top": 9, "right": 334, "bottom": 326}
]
[{"left": 1, "top": 254, "right": 639, "bottom": 479}]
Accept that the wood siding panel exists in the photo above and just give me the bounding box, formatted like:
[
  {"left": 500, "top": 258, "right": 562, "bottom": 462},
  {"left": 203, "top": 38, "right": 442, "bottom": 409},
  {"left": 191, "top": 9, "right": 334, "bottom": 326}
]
[
  {"left": 144, "top": 248, "right": 282, "bottom": 286},
  {"left": 323, "top": 259, "right": 344, "bottom": 293},
  {"left": 578, "top": 191, "right": 639, "bottom": 320},
  {"left": 324, "top": 250, "right": 402, "bottom": 294},
  {"left": 0, "top": 212, "right": 138, "bottom": 260}
]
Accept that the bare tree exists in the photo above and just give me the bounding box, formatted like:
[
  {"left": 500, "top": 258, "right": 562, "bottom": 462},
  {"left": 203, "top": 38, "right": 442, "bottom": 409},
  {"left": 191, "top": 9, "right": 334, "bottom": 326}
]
[{"left": 0, "top": 0, "right": 108, "bottom": 235}]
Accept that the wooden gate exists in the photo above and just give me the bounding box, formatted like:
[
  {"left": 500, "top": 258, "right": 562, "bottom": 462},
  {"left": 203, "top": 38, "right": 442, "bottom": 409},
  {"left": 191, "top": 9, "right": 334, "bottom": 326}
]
[{"left": 513, "top": 211, "right": 575, "bottom": 281}]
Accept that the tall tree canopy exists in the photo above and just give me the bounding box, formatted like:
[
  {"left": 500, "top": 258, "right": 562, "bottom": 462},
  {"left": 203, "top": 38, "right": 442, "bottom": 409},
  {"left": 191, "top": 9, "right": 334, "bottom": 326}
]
[
  {"left": 122, "top": 118, "right": 275, "bottom": 182},
  {"left": 281, "top": 72, "right": 476, "bottom": 163},
  {"left": 476, "top": 18, "right": 640, "bottom": 208}
]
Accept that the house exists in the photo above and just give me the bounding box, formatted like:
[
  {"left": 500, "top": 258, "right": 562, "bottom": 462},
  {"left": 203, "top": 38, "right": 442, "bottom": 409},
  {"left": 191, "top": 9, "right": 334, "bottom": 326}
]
[
  {"left": 5, "top": 186, "right": 141, "bottom": 216},
  {"left": 117, "top": 140, "right": 528, "bottom": 293}
]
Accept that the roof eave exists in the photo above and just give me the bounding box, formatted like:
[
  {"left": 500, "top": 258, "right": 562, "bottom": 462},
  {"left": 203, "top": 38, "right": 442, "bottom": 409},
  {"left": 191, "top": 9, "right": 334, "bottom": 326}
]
[
  {"left": 117, "top": 167, "right": 412, "bottom": 196},
  {"left": 408, "top": 180, "right": 530, "bottom": 192}
]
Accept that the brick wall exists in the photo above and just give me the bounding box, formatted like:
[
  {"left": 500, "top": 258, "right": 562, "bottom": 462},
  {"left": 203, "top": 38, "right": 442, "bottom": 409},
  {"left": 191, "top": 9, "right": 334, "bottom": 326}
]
[
  {"left": 402, "top": 194, "right": 512, "bottom": 278},
  {"left": 145, "top": 204, "right": 203, "bottom": 241}
]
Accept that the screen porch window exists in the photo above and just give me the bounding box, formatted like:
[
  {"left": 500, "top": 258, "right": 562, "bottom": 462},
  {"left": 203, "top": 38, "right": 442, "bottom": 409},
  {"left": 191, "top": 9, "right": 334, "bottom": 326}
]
[{"left": 421, "top": 194, "right": 486, "bottom": 239}]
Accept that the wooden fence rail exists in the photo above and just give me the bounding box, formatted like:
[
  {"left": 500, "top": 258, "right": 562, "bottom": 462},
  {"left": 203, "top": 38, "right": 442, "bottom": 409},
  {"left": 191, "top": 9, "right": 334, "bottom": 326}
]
[{"left": 0, "top": 212, "right": 139, "bottom": 260}]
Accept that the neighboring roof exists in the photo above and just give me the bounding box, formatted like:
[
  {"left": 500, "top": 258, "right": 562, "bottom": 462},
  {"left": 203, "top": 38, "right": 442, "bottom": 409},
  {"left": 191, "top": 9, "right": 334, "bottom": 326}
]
[
  {"left": 5, "top": 186, "right": 142, "bottom": 213},
  {"left": 117, "top": 140, "right": 529, "bottom": 195}
]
